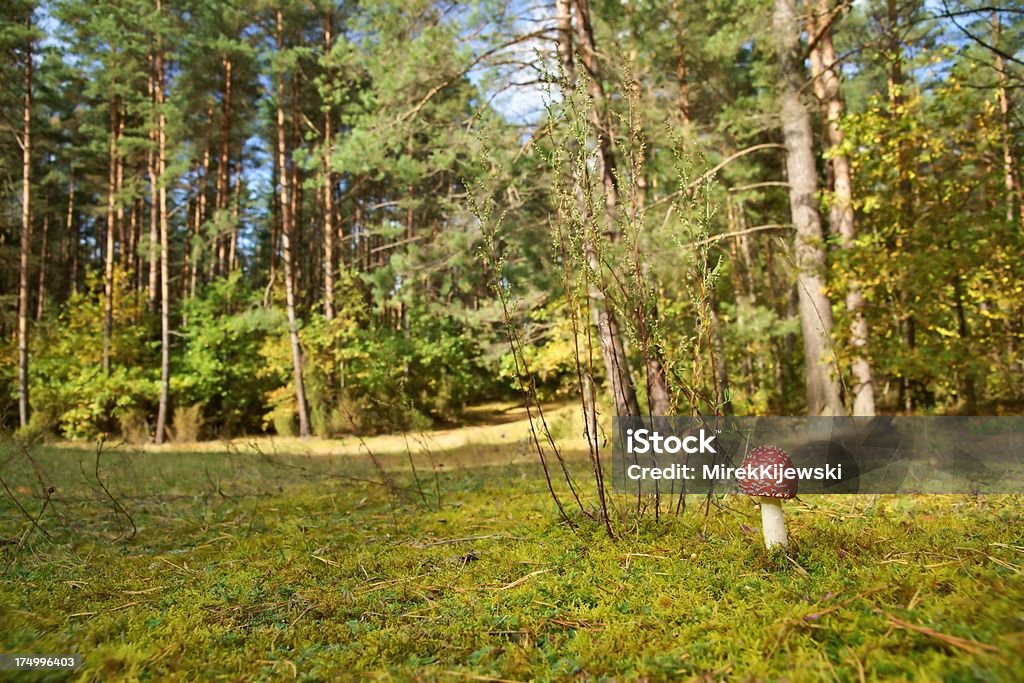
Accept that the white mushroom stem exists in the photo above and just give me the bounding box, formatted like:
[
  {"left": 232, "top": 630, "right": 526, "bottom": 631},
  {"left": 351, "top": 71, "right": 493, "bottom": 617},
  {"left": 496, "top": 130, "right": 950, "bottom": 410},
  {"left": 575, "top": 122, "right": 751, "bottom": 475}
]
[{"left": 759, "top": 497, "right": 788, "bottom": 549}]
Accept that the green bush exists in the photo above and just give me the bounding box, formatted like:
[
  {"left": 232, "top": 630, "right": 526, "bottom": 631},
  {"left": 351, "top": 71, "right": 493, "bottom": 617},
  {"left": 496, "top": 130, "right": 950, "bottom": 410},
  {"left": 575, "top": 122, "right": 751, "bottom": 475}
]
[
  {"left": 175, "top": 274, "right": 284, "bottom": 436},
  {"left": 28, "top": 269, "right": 157, "bottom": 439}
]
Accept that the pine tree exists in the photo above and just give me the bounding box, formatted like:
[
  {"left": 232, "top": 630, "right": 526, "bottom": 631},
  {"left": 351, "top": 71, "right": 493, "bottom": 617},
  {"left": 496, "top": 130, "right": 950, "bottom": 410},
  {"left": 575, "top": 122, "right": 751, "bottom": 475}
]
[{"left": 774, "top": 0, "right": 843, "bottom": 415}]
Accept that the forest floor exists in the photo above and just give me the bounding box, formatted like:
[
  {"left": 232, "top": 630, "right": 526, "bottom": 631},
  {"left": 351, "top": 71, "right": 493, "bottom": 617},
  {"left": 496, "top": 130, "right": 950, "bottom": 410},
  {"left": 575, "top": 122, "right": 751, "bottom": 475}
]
[{"left": 1, "top": 412, "right": 1023, "bottom": 681}]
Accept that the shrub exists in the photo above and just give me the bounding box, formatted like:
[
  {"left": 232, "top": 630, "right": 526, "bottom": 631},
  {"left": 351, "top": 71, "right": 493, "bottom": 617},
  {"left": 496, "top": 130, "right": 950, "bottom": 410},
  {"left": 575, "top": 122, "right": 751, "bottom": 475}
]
[
  {"left": 176, "top": 274, "right": 284, "bottom": 436},
  {"left": 28, "top": 269, "right": 156, "bottom": 439},
  {"left": 118, "top": 407, "right": 151, "bottom": 445},
  {"left": 169, "top": 404, "right": 204, "bottom": 443}
]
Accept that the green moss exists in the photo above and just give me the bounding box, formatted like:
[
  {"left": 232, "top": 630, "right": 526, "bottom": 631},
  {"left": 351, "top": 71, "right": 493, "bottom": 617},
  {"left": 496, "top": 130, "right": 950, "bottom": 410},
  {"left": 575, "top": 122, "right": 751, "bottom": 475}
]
[{"left": 0, "top": 443, "right": 1021, "bottom": 681}]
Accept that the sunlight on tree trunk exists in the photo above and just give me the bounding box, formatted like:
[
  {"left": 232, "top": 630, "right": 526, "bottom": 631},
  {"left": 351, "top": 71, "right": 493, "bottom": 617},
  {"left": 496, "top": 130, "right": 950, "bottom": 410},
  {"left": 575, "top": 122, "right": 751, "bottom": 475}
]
[
  {"left": 809, "top": 0, "right": 875, "bottom": 416},
  {"left": 17, "top": 12, "right": 33, "bottom": 428},
  {"left": 774, "top": 0, "right": 843, "bottom": 416},
  {"left": 155, "top": 0, "right": 171, "bottom": 445},
  {"left": 276, "top": 8, "right": 311, "bottom": 438}
]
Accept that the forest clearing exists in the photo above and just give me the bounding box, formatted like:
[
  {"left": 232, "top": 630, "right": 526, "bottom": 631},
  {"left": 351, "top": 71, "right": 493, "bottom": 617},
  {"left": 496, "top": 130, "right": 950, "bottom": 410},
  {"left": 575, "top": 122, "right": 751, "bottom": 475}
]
[
  {"left": 2, "top": 0, "right": 1023, "bottom": 679},
  {"left": 2, "top": 419, "right": 1023, "bottom": 681}
]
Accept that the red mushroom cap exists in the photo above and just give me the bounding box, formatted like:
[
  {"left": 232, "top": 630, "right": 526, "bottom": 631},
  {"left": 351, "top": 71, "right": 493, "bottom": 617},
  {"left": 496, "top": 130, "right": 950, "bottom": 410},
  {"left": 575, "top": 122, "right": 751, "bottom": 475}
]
[{"left": 737, "top": 445, "right": 797, "bottom": 499}]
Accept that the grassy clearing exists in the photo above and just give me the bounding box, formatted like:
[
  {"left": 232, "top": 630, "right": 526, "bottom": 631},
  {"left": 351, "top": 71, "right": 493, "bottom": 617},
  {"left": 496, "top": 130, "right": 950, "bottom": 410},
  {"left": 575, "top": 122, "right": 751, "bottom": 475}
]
[{"left": 1, "top": 436, "right": 1022, "bottom": 681}]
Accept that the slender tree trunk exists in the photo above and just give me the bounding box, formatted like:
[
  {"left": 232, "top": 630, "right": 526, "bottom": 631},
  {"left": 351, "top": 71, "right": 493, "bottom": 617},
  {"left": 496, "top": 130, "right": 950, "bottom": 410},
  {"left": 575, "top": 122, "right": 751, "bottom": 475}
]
[
  {"left": 810, "top": 0, "right": 876, "bottom": 416},
  {"left": 196, "top": 132, "right": 211, "bottom": 286},
  {"left": 229, "top": 173, "right": 240, "bottom": 272},
  {"left": 155, "top": 0, "right": 171, "bottom": 444},
  {"left": 268, "top": 151, "right": 280, "bottom": 285},
  {"left": 147, "top": 55, "right": 159, "bottom": 312},
  {"left": 992, "top": 13, "right": 1022, "bottom": 225},
  {"left": 71, "top": 207, "right": 81, "bottom": 297},
  {"left": 559, "top": 0, "right": 600, "bottom": 431},
  {"left": 103, "top": 101, "right": 119, "bottom": 377},
  {"left": 216, "top": 56, "right": 233, "bottom": 277},
  {"left": 116, "top": 155, "right": 126, "bottom": 271},
  {"left": 65, "top": 171, "right": 77, "bottom": 298},
  {"left": 573, "top": 0, "right": 618, "bottom": 214},
  {"left": 952, "top": 274, "right": 977, "bottom": 413},
  {"left": 322, "top": 11, "right": 336, "bottom": 320},
  {"left": 774, "top": 0, "right": 843, "bottom": 416},
  {"left": 188, "top": 169, "right": 200, "bottom": 299},
  {"left": 555, "top": 0, "right": 574, "bottom": 77},
  {"left": 277, "top": 9, "right": 311, "bottom": 438},
  {"left": 36, "top": 213, "right": 48, "bottom": 320},
  {"left": 672, "top": 0, "right": 690, "bottom": 126},
  {"left": 17, "top": 18, "right": 33, "bottom": 428},
  {"left": 128, "top": 198, "right": 140, "bottom": 305},
  {"left": 571, "top": 0, "right": 643, "bottom": 417}
]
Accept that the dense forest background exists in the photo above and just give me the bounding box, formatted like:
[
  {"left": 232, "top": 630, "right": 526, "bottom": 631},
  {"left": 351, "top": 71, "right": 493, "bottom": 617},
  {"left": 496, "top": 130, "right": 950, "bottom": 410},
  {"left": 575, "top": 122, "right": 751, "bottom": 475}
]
[{"left": 1, "top": 0, "right": 1022, "bottom": 442}]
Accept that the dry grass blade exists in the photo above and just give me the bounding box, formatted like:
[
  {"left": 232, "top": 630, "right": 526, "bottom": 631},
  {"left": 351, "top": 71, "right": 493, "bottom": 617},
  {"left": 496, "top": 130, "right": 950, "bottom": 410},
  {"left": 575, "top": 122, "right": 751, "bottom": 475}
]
[
  {"left": 442, "top": 671, "right": 524, "bottom": 682},
  {"left": 549, "top": 618, "right": 603, "bottom": 631},
  {"left": 413, "top": 533, "right": 505, "bottom": 548},
  {"left": 490, "top": 568, "right": 550, "bottom": 591},
  {"left": 357, "top": 574, "right": 428, "bottom": 595},
  {"left": 784, "top": 554, "right": 810, "bottom": 578},
  {"left": 767, "top": 587, "right": 886, "bottom": 656},
  {"left": 158, "top": 557, "right": 196, "bottom": 575},
  {"left": 987, "top": 555, "right": 1021, "bottom": 573},
  {"left": 877, "top": 610, "right": 1001, "bottom": 656},
  {"left": 108, "top": 600, "right": 144, "bottom": 612}
]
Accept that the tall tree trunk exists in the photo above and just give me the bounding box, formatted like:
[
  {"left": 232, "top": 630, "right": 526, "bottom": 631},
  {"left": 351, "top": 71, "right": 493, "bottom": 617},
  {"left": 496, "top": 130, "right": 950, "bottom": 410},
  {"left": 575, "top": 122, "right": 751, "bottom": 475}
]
[
  {"left": 672, "top": 0, "right": 690, "bottom": 126},
  {"left": 810, "top": 0, "right": 876, "bottom": 415},
  {"left": 216, "top": 56, "right": 233, "bottom": 277},
  {"left": 147, "top": 55, "right": 159, "bottom": 312},
  {"left": 277, "top": 8, "right": 311, "bottom": 438},
  {"left": 229, "top": 174, "right": 240, "bottom": 272},
  {"left": 155, "top": 0, "right": 171, "bottom": 444},
  {"left": 322, "top": 10, "right": 336, "bottom": 320},
  {"left": 774, "top": 0, "right": 843, "bottom": 416},
  {"left": 571, "top": 0, "right": 644, "bottom": 417},
  {"left": 952, "top": 274, "right": 977, "bottom": 413},
  {"left": 17, "top": 17, "right": 33, "bottom": 428},
  {"left": 36, "top": 212, "right": 48, "bottom": 320},
  {"left": 197, "top": 132, "right": 211, "bottom": 286},
  {"left": 128, "top": 197, "right": 140, "bottom": 304},
  {"left": 268, "top": 155, "right": 280, "bottom": 287},
  {"left": 992, "top": 13, "right": 1022, "bottom": 225},
  {"left": 66, "top": 170, "right": 77, "bottom": 298},
  {"left": 187, "top": 169, "right": 200, "bottom": 300},
  {"left": 709, "top": 300, "right": 731, "bottom": 414},
  {"left": 103, "top": 100, "right": 119, "bottom": 377},
  {"left": 556, "top": 0, "right": 574, "bottom": 78}
]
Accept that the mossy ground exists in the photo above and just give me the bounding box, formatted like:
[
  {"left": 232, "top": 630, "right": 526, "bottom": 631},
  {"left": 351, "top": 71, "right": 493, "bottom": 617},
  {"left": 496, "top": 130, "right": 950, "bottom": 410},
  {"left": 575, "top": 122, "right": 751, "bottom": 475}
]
[{"left": 1, "top": 437, "right": 1022, "bottom": 682}]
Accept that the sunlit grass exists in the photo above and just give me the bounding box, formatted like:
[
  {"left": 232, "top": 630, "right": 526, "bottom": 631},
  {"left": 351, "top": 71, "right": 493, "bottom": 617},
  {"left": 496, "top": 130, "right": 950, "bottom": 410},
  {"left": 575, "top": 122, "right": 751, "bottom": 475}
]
[{"left": 1, "top": 437, "right": 1022, "bottom": 681}]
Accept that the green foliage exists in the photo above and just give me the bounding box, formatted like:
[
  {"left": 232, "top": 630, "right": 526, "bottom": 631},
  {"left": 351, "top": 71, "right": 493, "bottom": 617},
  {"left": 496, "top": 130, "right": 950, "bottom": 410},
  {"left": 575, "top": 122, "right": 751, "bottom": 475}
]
[
  {"left": 498, "top": 303, "right": 584, "bottom": 402},
  {"left": 6, "top": 0, "right": 1024, "bottom": 440},
  {"left": 258, "top": 268, "right": 502, "bottom": 436},
  {"left": 27, "top": 269, "right": 156, "bottom": 439},
  {"left": 841, "top": 76, "right": 1024, "bottom": 410},
  {"left": 717, "top": 298, "right": 801, "bottom": 414},
  {"left": 176, "top": 274, "right": 283, "bottom": 436}
]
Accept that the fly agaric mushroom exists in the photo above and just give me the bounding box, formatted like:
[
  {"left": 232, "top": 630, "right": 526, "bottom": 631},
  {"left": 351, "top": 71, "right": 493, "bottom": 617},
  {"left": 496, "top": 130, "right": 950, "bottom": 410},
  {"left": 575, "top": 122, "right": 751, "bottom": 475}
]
[{"left": 738, "top": 445, "right": 797, "bottom": 549}]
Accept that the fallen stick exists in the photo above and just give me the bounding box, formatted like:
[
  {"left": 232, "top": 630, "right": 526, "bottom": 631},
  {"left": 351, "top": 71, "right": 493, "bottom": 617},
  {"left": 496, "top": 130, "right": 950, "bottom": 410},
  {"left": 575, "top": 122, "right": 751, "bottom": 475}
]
[
  {"left": 876, "top": 610, "right": 1000, "bottom": 656},
  {"left": 490, "top": 568, "right": 550, "bottom": 591}
]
